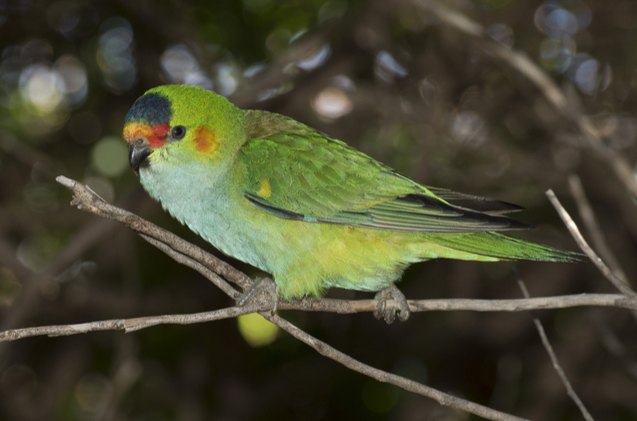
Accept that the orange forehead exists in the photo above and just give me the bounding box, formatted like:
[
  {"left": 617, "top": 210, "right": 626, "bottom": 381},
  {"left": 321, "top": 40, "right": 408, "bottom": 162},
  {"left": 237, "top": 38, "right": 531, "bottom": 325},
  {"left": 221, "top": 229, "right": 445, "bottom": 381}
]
[
  {"left": 123, "top": 122, "right": 151, "bottom": 140},
  {"left": 123, "top": 122, "right": 169, "bottom": 148}
]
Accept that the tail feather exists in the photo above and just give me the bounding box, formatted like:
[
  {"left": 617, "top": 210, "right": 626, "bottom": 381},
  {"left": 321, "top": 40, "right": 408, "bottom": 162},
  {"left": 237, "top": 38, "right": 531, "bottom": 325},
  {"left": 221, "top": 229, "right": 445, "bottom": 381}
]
[{"left": 424, "top": 232, "right": 579, "bottom": 262}]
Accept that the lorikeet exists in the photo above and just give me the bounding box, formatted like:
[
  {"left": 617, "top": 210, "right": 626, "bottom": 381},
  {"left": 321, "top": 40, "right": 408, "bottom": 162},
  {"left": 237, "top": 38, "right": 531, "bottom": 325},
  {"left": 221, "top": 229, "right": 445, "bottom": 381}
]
[{"left": 123, "top": 85, "right": 574, "bottom": 321}]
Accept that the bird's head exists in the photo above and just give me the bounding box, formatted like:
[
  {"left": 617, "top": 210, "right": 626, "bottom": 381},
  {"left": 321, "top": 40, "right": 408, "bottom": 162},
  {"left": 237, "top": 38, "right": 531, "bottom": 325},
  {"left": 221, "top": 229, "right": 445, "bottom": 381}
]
[{"left": 123, "top": 85, "right": 244, "bottom": 174}]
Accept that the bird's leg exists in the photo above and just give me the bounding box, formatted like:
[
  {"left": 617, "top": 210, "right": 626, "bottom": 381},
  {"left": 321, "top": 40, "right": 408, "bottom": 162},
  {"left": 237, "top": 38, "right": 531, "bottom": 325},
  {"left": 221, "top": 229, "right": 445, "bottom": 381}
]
[
  {"left": 374, "top": 284, "right": 410, "bottom": 324},
  {"left": 237, "top": 277, "right": 279, "bottom": 315}
]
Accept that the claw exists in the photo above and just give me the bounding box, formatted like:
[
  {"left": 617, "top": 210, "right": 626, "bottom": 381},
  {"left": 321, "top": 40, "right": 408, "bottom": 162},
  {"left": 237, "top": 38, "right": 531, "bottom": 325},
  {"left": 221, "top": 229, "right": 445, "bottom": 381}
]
[
  {"left": 237, "top": 277, "right": 279, "bottom": 316},
  {"left": 374, "top": 284, "right": 410, "bottom": 324}
]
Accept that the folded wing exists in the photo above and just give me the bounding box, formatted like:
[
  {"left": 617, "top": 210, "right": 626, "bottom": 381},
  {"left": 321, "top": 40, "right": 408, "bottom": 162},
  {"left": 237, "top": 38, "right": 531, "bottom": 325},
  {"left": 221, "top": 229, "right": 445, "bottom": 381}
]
[{"left": 239, "top": 111, "right": 529, "bottom": 233}]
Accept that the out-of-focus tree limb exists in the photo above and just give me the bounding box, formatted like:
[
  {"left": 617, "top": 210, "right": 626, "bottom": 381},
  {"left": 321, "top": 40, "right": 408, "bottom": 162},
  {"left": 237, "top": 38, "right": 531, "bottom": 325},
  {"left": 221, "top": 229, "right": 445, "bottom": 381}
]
[
  {"left": 517, "top": 278, "right": 595, "bottom": 421},
  {"left": 418, "top": 0, "right": 637, "bottom": 199}
]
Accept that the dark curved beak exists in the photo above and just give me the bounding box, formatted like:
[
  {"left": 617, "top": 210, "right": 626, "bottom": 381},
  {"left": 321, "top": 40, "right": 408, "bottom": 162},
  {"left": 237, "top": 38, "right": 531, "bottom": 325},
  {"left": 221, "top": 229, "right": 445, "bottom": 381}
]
[{"left": 129, "top": 140, "right": 151, "bottom": 173}]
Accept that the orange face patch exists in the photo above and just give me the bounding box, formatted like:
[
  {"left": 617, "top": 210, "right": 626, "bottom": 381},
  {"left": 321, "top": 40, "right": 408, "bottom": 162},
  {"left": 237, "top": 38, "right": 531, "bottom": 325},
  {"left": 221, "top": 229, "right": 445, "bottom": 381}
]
[
  {"left": 123, "top": 122, "right": 169, "bottom": 149},
  {"left": 193, "top": 126, "right": 219, "bottom": 154}
]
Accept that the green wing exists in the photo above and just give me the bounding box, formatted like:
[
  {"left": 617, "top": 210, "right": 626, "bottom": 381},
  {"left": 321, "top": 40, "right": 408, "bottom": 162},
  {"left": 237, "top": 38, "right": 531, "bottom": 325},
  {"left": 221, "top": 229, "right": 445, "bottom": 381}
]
[{"left": 238, "top": 110, "right": 528, "bottom": 233}]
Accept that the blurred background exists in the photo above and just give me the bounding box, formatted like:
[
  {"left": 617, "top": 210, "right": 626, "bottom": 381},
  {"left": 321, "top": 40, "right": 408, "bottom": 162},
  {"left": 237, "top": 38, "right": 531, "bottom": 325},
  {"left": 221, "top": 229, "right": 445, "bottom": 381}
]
[{"left": 1, "top": 0, "right": 636, "bottom": 419}]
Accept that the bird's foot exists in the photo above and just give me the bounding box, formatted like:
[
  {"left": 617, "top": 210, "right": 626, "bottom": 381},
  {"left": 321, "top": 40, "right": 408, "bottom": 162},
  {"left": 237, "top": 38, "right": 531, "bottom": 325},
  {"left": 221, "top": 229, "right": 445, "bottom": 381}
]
[
  {"left": 374, "top": 284, "right": 410, "bottom": 324},
  {"left": 237, "top": 277, "right": 279, "bottom": 316}
]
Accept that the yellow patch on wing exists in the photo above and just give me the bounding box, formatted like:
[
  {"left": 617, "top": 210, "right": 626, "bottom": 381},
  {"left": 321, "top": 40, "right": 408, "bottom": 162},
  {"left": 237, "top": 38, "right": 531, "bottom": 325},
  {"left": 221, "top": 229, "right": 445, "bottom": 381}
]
[
  {"left": 193, "top": 126, "right": 219, "bottom": 154},
  {"left": 257, "top": 179, "right": 272, "bottom": 198}
]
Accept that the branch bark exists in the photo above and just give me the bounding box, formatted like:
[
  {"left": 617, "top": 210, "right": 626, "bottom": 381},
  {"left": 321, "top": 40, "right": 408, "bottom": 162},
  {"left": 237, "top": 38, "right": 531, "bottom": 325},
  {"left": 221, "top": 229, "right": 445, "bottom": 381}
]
[
  {"left": 2, "top": 292, "right": 634, "bottom": 344},
  {"left": 546, "top": 189, "right": 637, "bottom": 298},
  {"left": 0, "top": 305, "right": 259, "bottom": 342}
]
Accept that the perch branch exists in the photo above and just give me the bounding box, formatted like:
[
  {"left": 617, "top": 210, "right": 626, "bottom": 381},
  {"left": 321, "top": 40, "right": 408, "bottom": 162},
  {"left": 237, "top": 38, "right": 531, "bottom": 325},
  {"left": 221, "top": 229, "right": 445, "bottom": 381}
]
[{"left": 2, "top": 292, "right": 635, "bottom": 343}]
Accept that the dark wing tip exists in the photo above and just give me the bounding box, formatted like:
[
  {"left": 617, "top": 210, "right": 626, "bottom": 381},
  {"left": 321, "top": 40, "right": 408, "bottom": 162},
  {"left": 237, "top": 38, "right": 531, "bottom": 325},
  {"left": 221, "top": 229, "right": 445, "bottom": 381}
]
[
  {"left": 398, "top": 194, "right": 532, "bottom": 232},
  {"left": 426, "top": 187, "right": 525, "bottom": 215}
]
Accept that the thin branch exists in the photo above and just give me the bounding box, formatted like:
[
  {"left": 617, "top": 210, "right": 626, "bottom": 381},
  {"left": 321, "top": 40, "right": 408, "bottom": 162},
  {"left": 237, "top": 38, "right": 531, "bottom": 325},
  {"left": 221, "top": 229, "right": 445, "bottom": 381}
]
[
  {"left": 278, "top": 294, "right": 637, "bottom": 314},
  {"left": 268, "top": 313, "right": 526, "bottom": 421},
  {"left": 140, "top": 234, "right": 241, "bottom": 299},
  {"left": 418, "top": 0, "right": 637, "bottom": 199},
  {"left": 0, "top": 305, "right": 259, "bottom": 342},
  {"left": 517, "top": 279, "right": 595, "bottom": 421},
  {"left": 55, "top": 176, "right": 252, "bottom": 293},
  {"left": 568, "top": 175, "right": 629, "bottom": 283},
  {"left": 546, "top": 189, "right": 637, "bottom": 298}
]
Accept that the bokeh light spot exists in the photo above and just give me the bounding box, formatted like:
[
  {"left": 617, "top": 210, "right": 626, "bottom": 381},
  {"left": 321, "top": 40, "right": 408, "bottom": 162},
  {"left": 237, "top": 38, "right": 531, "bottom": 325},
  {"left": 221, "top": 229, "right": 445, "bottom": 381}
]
[
  {"left": 450, "top": 111, "right": 487, "bottom": 146},
  {"left": 19, "top": 64, "right": 65, "bottom": 113},
  {"left": 160, "top": 44, "right": 212, "bottom": 89},
  {"left": 97, "top": 17, "right": 137, "bottom": 92},
  {"left": 296, "top": 44, "right": 331, "bottom": 71},
  {"left": 573, "top": 57, "right": 599, "bottom": 95},
  {"left": 312, "top": 86, "right": 352, "bottom": 120},
  {"left": 91, "top": 136, "right": 128, "bottom": 178},
  {"left": 375, "top": 50, "right": 408, "bottom": 82},
  {"left": 54, "top": 55, "right": 88, "bottom": 104}
]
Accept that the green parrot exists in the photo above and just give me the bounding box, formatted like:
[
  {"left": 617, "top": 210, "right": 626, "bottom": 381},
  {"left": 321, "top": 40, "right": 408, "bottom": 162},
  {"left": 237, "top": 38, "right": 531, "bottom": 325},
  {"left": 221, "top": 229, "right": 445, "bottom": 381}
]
[{"left": 123, "top": 84, "right": 574, "bottom": 321}]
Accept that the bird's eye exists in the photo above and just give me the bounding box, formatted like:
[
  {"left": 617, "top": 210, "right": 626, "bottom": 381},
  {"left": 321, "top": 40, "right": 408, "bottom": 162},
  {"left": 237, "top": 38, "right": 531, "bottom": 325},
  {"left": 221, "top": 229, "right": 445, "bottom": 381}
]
[{"left": 171, "top": 125, "right": 187, "bottom": 140}]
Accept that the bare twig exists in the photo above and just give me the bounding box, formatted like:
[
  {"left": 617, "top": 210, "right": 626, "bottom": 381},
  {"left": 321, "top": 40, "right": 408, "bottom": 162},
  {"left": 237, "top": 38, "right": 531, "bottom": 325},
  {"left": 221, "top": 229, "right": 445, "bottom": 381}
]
[
  {"left": 517, "top": 279, "right": 595, "bottom": 421},
  {"left": 141, "top": 234, "right": 242, "bottom": 299},
  {"left": 568, "top": 175, "right": 629, "bottom": 283},
  {"left": 546, "top": 189, "right": 637, "bottom": 298},
  {"left": 0, "top": 305, "right": 259, "bottom": 342},
  {"left": 277, "top": 293, "right": 637, "bottom": 314},
  {"left": 55, "top": 176, "right": 252, "bottom": 293},
  {"left": 418, "top": 0, "right": 637, "bottom": 199},
  {"left": 268, "top": 313, "right": 526, "bottom": 421}
]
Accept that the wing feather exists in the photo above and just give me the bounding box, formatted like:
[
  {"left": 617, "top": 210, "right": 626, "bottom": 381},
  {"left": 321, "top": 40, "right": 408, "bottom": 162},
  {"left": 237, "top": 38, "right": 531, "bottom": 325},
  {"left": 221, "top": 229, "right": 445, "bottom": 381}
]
[{"left": 239, "top": 110, "right": 529, "bottom": 233}]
